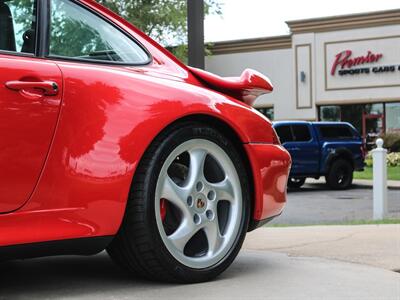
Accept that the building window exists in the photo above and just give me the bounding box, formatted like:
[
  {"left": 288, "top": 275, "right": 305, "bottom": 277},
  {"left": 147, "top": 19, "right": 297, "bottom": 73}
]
[
  {"left": 386, "top": 102, "right": 400, "bottom": 133},
  {"left": 319, "top": 102, "right": 399, "bottom": 149},
  {"left": 365, "top": 103, "right": 384, "bottom": 115},
  {"left": 340, "top": 104, "right": 364, "bottom": 135},
  {"left": 257, "top": 107, "right": 274, "bottom": 120},
  {"left": 319, "top": 106, "right": 341, "bottom": 122}
]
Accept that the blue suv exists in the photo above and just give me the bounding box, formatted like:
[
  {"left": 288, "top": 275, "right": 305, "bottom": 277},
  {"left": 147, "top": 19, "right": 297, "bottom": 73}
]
[{"left": 273, "top": 121, "right": 365, "bottom": 189}]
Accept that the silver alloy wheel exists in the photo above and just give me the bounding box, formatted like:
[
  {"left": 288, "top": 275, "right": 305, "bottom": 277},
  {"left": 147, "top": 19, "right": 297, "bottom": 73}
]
[{"left": 155, "top": 139, "right": 243, "bottom": 269}]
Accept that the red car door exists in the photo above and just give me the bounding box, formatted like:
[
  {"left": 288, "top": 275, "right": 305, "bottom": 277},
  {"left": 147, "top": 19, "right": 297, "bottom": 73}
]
[{"left": 0, "top": 55, "right": 63, "bottom": 213}]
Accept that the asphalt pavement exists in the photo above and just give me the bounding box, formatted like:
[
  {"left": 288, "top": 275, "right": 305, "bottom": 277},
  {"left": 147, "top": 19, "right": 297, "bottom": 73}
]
[{"left": 271, "top": 182, "right": 400, "bottom": 225}]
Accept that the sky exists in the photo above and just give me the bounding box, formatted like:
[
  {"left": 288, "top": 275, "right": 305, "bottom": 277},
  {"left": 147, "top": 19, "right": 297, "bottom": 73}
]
[{"left": 204, "top": 0, "right": 400, "bottom": 42}]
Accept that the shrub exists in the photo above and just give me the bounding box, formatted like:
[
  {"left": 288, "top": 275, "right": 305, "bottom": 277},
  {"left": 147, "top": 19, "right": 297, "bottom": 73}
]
[
  {"left": 382, "top": 132, "right": 400, "bottom": 152},
  {"left": 365, "top": 152, "right": 373, "bottom": 167},
  {"left": 387, "top": 152, "right": 400, "bottom": 167},
  {"left": 365, "top": 151, "right": 400, "bottom": 167}
]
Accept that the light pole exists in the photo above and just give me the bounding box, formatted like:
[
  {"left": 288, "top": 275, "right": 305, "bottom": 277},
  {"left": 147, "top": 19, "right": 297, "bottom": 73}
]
[{"left": 187, "top": 0, "right": 205, "bottom": 69}]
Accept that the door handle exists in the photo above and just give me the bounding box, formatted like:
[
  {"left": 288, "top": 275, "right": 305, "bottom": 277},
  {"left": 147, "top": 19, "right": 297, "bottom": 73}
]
[
  {"left": 5, "top": 80, "right": 59, "bottom": 96},
  {"left": 287, "top": 147, "right": 301, "bottom": 151}
]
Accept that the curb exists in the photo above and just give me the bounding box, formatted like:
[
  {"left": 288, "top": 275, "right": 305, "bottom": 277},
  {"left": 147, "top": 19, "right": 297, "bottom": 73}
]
[{"left": 306, "top": 178, "right": 400, "bottom": 190}]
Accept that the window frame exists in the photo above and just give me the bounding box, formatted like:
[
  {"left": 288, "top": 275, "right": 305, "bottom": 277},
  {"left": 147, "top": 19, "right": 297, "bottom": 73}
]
[
  {"left": 0, "top": 0, "right": 40, "bottom": 58},
  {"left": 43, "top": 0, "right": 152, "bottom": 66}
]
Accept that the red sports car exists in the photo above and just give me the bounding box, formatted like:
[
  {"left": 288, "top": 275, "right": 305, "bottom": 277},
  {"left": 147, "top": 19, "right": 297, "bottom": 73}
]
[{"left": 0, "top": 0, "right": 291, "bottom": 283}]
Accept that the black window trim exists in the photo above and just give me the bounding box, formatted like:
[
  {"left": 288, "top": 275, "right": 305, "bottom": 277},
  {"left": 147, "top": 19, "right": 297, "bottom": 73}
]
[
  {"left": 43, "top": 0, "right": 153, "bottom": 66},
  {"left": 0, "top": 0, "right": 40, "bottom": 58},
  {"left": 36, "top": 0, "right": 49, "bottom": 57},
  {"left": 0, "top": 48, "right": 36, "bottom": 57}
]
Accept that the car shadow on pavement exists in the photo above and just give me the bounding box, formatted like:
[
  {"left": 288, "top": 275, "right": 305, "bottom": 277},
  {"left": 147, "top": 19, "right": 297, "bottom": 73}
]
[
  {"left": 0, "top": 253, "right": 138, "bottom": 297},
  {"left": 0, "top": 251, "right": 270, "bottom": 298}
]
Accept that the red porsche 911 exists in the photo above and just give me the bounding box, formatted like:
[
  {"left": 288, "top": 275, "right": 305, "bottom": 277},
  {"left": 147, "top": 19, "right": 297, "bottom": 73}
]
[{"left": 0, "top": 0, "right": 291, "bottom": 283}]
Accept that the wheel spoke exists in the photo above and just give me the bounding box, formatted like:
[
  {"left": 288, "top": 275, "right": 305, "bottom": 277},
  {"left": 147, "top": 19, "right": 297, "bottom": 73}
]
[
  {"left": 210, "top": 177, "right": 235, "bottom": 203},
  {"left": 204, "top": 220, "right": 224, "bottom": 255},
  {"left": 168, "top": 221, "right": 197, "bottom": 253},
  {"left": 187, "top": 149, "right": 207, "bottom": 188},
  {"left": 160, "top": 175, "right": 190, "bottom": 216}
]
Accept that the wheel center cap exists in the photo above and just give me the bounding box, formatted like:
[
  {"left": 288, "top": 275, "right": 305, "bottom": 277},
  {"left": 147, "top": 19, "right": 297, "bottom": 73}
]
[
  {"left": 194, "top": 194, "right": 207, "bottom": 213},
  {"left": 196, "top": 198, "right": 205, "bottom": 209}
]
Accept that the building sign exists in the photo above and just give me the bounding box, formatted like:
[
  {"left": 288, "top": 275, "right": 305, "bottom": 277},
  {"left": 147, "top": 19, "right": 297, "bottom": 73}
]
[
  {"left": 325, "top": 36, "right": 400, "bottom": 90},
  {"left": 331, "top": 50, "right": 384, "bottom": 75}
]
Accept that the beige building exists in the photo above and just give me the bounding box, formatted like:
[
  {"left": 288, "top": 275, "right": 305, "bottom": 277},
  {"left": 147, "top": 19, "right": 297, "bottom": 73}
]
[{"left": 206, "top": 9, "right": 400, "bottom": 145}]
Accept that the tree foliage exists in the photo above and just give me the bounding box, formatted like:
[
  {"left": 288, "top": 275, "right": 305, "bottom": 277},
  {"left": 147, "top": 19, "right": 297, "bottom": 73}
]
[{"left": 96, "top": 0, "right": 222, "bottom": 61}]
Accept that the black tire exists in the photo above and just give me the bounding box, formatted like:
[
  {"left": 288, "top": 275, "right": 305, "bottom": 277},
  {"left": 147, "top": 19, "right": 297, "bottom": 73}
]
[
  {"left": 287, "top": 177, "right": 306, "bottom": 189},
  {"left": 107, "top": 122, "right": 250, "bottom": 283},
  {"left": 325, "top": 159, "right": 353, "bottom": 190}
]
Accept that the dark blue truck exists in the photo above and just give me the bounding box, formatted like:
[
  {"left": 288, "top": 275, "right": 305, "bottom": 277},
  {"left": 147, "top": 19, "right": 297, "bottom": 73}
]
[{"left": 273, "top": 121, "right": 365, "bottom": 189}]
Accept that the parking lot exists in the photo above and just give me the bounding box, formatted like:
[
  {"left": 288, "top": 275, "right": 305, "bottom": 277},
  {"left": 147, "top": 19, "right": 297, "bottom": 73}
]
[{"left": 272, "top": 181, "right": 400, "bottom": 225}]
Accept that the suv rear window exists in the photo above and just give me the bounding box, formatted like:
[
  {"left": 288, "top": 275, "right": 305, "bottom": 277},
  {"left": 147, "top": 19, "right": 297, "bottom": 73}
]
[
  {"left": 275, "top": 126, "right": 293, "bottom": 144},
  {"left": 319, "top": 126, "right": 354, "bottom": 139},
  {"left": 275, "top": 125, "right": 312, "bottom": 143},
  {"left": 292, "top": 125, "right": 311, "bottom": 142}
]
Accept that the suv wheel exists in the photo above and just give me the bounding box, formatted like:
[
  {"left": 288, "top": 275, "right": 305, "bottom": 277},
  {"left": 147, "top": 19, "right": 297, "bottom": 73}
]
[
  {"left": 287, "top": 177, "right": 306, "bottom": 189},
  {"left": 325, "top": 159, "right": 353, "bottom": 190}
]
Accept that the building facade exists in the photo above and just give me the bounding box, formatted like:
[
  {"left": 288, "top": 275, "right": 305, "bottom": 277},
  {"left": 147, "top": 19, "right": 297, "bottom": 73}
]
[{"left": 205, "top": 9, "right": 400, "bottom": 147}]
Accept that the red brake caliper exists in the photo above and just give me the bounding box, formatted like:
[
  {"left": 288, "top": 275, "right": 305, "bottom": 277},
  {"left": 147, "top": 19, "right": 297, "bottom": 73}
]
[{"left": 160, "top": 198, "right": 167, "bottom": 221}]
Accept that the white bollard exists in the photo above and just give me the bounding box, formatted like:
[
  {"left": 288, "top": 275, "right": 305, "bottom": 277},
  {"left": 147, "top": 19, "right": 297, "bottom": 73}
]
[{"left": 372, "top": 138, "right": 388, "bottom": 220}]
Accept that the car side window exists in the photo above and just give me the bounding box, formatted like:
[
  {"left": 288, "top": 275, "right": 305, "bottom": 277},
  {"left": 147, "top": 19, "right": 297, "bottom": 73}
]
[
  {"left": 292, "top": 125, "right": 311, "bottom": 142},
  {"left": 275, "top": 126, "right": 293, "bottom": 144},
  {"left": 49, "top": 0, "right": 150, "bottom": 64},
  {"left": 0, "top": 0, "right": 36, "bottom": 54}
]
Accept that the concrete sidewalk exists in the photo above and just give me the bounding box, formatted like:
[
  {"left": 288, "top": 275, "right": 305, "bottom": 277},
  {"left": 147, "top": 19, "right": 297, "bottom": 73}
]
[
  {"left": 244, "top": 224, "right": 400, "bottom": 271},
  {"left": 2, "top": 250, "right": 399, "bottom": 300}
]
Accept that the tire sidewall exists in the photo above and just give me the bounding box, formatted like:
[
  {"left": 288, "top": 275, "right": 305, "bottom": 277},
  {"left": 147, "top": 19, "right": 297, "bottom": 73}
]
[{"left": 327, "top": 159, "right": 353, "bottom": 190}]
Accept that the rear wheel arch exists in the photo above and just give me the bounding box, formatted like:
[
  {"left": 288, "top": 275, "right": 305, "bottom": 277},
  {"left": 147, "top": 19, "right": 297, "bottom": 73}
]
[
  {"left": 124, "top": 114, "right": 256, "bottom": 236},
  {"left": 326, "top": 148, "right": 355, "bottom": 172}
]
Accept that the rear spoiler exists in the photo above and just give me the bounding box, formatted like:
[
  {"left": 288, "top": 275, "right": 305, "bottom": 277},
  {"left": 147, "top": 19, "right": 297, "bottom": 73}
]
[{"left": 188, "top": 67, "right": 273, "bottom": 106}]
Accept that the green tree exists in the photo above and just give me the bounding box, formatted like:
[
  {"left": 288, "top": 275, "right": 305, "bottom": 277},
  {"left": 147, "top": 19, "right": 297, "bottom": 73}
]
[{"left": 96, "top": 0, "right": 222, "bottom": 62}]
